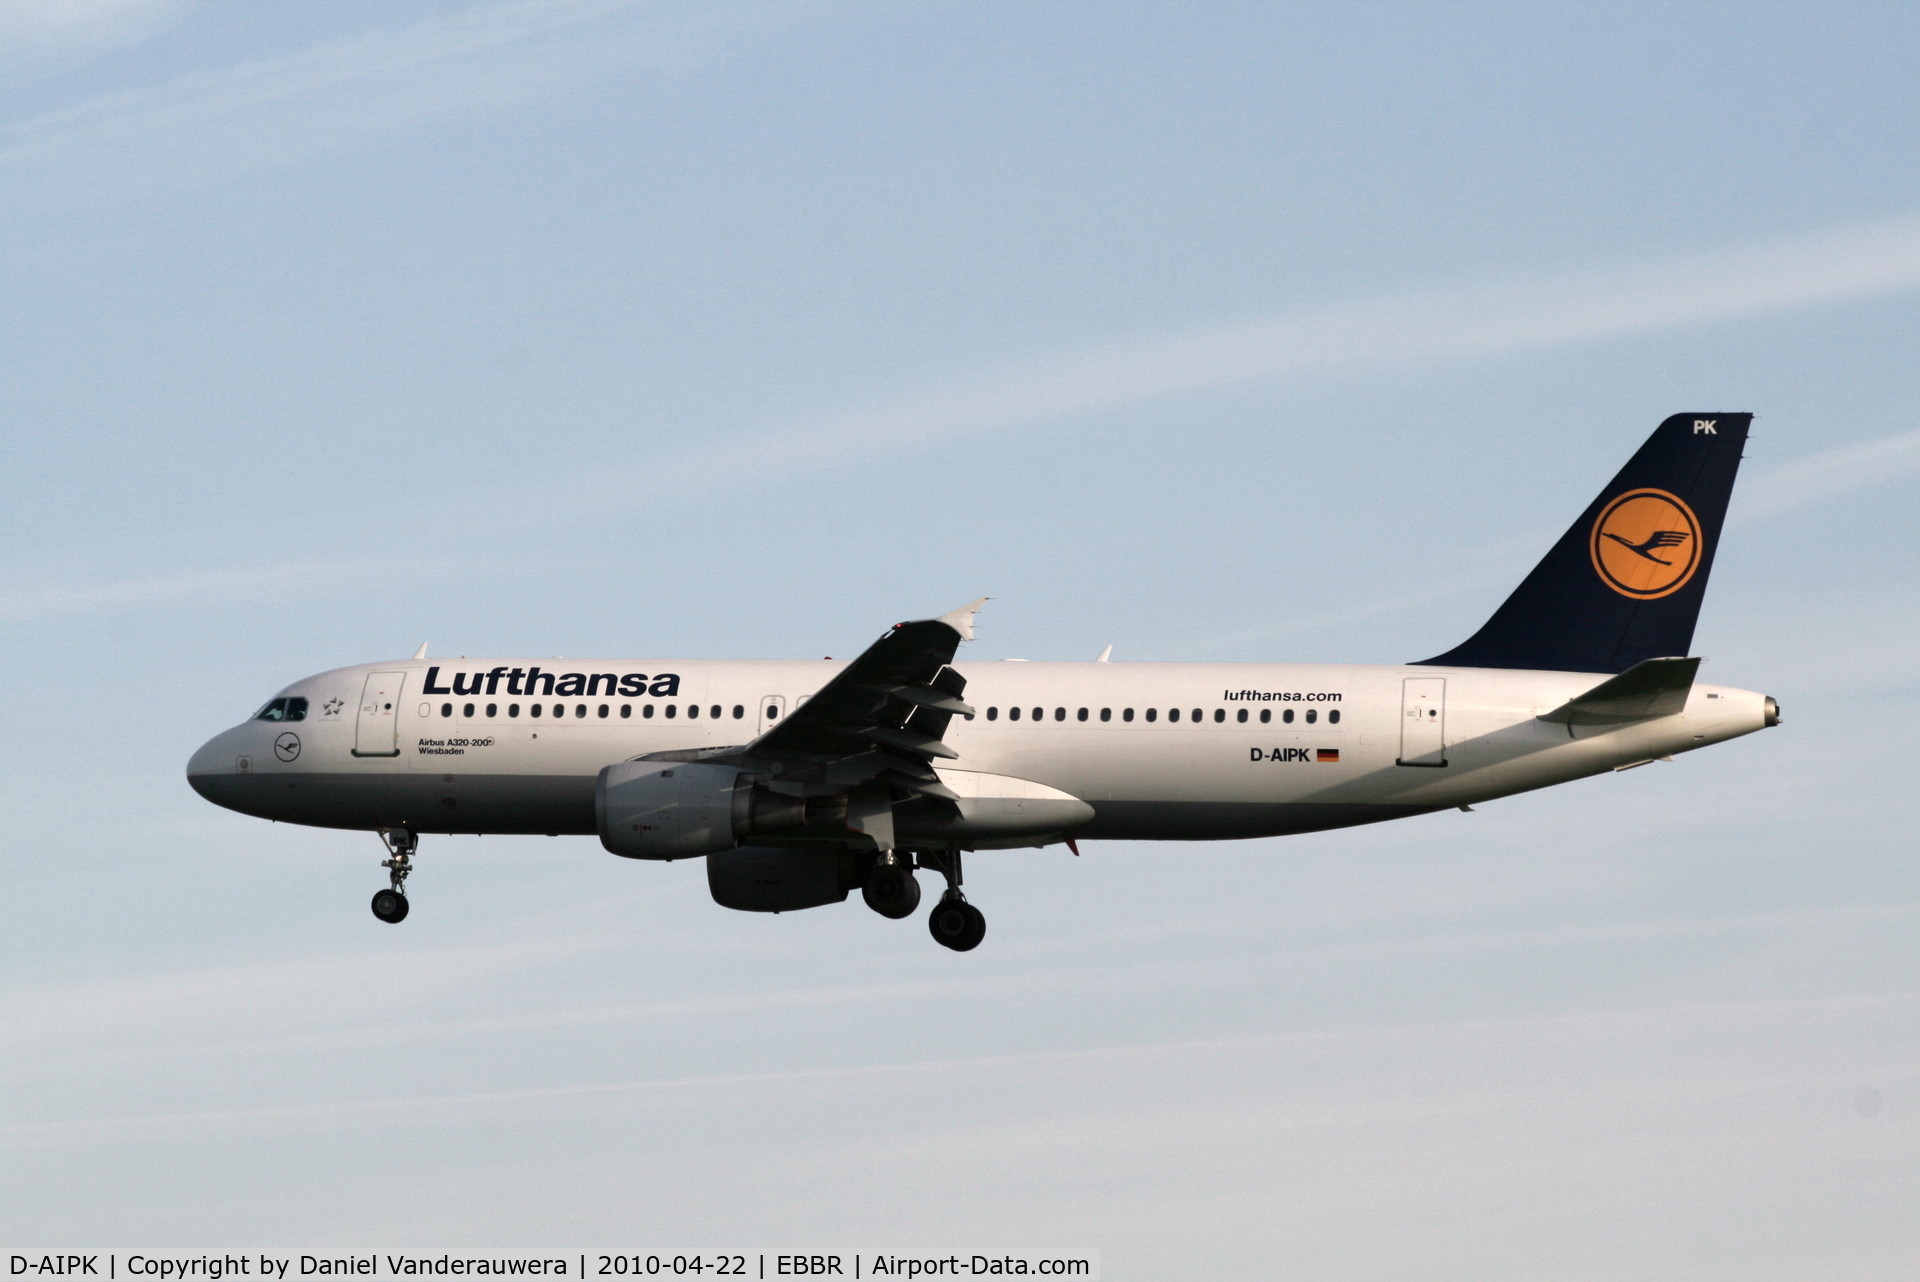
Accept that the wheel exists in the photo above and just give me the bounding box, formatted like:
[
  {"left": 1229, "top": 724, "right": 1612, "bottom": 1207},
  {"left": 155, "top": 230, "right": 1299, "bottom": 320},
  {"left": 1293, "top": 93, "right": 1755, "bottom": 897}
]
[
  {"left": 862, "top": 866, "right": 921, "bottom": 919},
  {"left": 371, "top": 888, "right": 410, "bottom": 923},
  {"left": 928, "top": 898, "right": 985, "bottom": 951}
]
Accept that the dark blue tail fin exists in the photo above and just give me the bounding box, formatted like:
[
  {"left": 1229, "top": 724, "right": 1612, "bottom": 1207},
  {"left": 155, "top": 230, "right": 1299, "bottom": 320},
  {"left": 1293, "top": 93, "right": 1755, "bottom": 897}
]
[{"left": 1416, "top": 413, "right": 1751, "bottom": 674}]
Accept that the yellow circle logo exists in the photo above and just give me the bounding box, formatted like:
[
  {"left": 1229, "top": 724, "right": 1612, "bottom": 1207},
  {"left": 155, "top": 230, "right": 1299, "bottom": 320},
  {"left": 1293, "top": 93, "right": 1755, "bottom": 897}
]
[{"left": 1590, "top": 488, "right": 1701, "bottom": 599}]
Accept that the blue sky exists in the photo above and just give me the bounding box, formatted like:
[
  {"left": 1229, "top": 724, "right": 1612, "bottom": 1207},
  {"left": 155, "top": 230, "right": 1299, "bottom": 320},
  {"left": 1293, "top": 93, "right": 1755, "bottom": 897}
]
[{"left": 3, "top": 2, "right": 1918, "bottom": 1275}]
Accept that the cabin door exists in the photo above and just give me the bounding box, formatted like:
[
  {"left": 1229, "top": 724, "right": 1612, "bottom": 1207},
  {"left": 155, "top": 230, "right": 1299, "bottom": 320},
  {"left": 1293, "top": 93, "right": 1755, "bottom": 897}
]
[
  {"left": 353, "top": 670, "right": 407, "bottom": 757},
  {"left": 1397, "top": 677, "right": 1448, "bottom": 767}
]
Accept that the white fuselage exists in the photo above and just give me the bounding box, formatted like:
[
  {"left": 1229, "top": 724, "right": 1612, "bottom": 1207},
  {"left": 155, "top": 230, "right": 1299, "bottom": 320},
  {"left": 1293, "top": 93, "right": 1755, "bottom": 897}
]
[{"left": 187, "top": 657, "right": 1773, "bottom": 845}]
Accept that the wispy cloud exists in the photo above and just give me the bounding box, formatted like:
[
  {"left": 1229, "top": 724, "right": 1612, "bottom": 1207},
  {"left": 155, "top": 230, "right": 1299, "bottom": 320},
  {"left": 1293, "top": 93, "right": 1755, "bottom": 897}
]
[
  {"left": 654, "top": 216, "right": 1920, "bottom": 487},
  {"left": 0, "top": 0, "right": 188, "bottom": 59},
  {"left": 1734, "top": 426, "right": 1920, "bottom": 523},
  {"left": 0, "top": 0, "right": 804, "bottom": 206},
  {"left": 0, "top": 557, "right": 491, "bottom": 623}
]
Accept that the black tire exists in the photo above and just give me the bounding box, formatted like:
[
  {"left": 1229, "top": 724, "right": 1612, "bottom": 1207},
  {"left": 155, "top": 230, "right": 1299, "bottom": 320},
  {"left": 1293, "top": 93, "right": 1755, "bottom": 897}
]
[
  {"left": 371, "top": 888, "right": 410, "bottom": 924},
  {"left": 862, "top": 867, "right": 921, "bottom": 919},
  {"left": 929, "top": 898, "right": 985, "bottom": 951}
]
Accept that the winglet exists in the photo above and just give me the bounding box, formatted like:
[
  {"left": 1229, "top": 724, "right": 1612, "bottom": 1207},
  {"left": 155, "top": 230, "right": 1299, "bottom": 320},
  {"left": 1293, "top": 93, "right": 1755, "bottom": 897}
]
[
  {"left": 411, "top": 641, "right": 429, "bottom": 660},
  {"left": 937, "top": 598, "right": 988, "bottom": 642}
]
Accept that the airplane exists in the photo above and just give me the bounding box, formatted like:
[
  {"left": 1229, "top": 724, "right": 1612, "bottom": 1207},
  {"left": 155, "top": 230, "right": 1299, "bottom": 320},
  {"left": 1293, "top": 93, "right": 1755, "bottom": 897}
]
[{"left": 188, "top": 413, "right": 1779, "bottom": 950}]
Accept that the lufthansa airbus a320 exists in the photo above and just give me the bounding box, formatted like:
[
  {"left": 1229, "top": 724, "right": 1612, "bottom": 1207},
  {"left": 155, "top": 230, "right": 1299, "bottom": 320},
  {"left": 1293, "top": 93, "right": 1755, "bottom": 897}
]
[{"left": 189, "top": 414, "right": 1779, "bottom": 951}]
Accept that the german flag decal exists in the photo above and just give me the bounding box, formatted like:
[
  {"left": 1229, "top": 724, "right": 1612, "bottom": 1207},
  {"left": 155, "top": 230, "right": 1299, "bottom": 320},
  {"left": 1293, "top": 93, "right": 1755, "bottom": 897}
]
[{"left": 1316, "top": 748, "right": 1340, "bottom": 763}]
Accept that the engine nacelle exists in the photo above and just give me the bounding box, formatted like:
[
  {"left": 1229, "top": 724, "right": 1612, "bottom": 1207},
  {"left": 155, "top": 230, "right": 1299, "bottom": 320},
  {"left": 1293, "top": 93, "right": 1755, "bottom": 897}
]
[
  {"left": 707, "top": 846, "right": 858, "bottom": 913},
  {"left": 596, "top": 761, "right": 807, "bottom": 859}
]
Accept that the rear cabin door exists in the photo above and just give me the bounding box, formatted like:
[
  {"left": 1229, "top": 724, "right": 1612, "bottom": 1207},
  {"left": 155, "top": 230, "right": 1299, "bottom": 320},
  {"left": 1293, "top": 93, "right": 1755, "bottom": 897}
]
[
  {"left": 757, "top": 695, "right": 786, "bottom": 736},
  {"left": 353, "top": 670, "right": 407, "bottom": 757},
  {"left": 1397, "top": 677, "right": 1448, "bottom": 767}
]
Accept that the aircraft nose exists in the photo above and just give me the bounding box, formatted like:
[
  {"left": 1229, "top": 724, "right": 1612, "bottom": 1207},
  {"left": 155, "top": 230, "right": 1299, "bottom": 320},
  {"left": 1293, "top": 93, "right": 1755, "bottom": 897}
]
[{"left": 186, "top": 728, "right": 236, "bottom": 801}]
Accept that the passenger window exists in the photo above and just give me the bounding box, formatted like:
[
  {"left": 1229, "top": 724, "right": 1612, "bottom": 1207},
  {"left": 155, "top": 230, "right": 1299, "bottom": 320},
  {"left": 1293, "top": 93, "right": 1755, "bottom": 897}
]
[
  {"left": 530, "top": 704, "right": 543, "bottom": 718},
  {"left": 1236, "top": 708, "right": 1247, "bottom": 723},
  {"left": 1077, "top": 708, "right": 1088, "bottom": 721},
  {"left": 1283, "top": 709, "right": 1294, "bottom": 723},
  {"left": 987, "top": 707, "right": 999, "bottom": 721},
  {"left": 666, "top": 704, "right": 678, "bottom": 719},
  {"left": 620, "top": 705, "right": 631, "bottom": 719},
  {"left": 463, "top": 703, "right": 474, "bottom": 718},
  {"left": 688, "top": 704, "right": 700, "bottom": 719},
  {"left": 1214, "top": 708, "right": 1225, "bottom": 723},
  {"left": 643, "top": 704, "right": 655, "bottom": 719},
  {"left": 1192, "top": 708, "right": 1201, "bottom": 722},
  {"left": 732, "top": 705, "right": 744, "bottom": 719},
  {"left": 765, "top": 705, "right": 779, "bottom": 720},
  {"left": 1146, "top": 708, "right": 1158, "bottom": 723},
  {"left": 1329, "top": 709, "right": 1341, "bottom": 724},
  {"left": 575, "top": 704, "right": 586, "bottom": 718},
  {"left": 1123, "top": 708, "right": 1134, "bottom": 722},
  {"left": 1100, "top": 708, "right": 1111, "bottom": 722},
  {"left": 1055, "top": 708, "right": 1065, "bottom": 721},
  {"left": 598, "top": 704, "right": 609, "bottom": 719},
  {"left": 1259, "top": 709, "right": 1270, "bottom": 723},
  {"left": 441, "top": 703, "right": 452, "bottom": 718},
  {"left": 1032, "top": 707, "right": 1043, "bottom": 722},
  {"left": 485, "top": 703, "right": 496, "bottom": 718},
  {"left": 508, "top": 704, "right": 520, "bottom": 718},
  {"left": 1306, "top": 709, "right": 1317, "bottom": 724},
  {"left": 710, "top": 705, "right": 721, "bottom": 719},
  {"left": 1169, "top": 708, "right": 1180, "bottom": 723}
]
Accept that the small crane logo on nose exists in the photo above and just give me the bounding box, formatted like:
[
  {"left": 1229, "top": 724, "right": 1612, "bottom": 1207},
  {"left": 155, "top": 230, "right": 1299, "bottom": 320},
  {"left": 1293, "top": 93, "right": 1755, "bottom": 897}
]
[{"left": 274, "top": 732, "right": 302, "bottom": 762}]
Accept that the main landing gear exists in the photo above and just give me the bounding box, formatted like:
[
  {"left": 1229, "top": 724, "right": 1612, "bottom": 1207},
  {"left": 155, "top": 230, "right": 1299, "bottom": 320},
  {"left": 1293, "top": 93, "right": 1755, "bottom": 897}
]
[
  {"left": 917, "top": 852, "right": 987, "bottom": 952},
  {"left": 861, "top": 852, "right": 922, "bottom": 919},
  {"left": 859, "top": 850, "right": 986, "bottom": 950},
  {"left": 371, "top": 827, "right": 415, "bottom": 924}
]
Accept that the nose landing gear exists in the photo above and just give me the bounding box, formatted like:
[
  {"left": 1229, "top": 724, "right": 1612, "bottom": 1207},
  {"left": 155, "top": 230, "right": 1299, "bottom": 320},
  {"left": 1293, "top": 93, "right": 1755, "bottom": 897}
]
[{"left": 371, "top": 828, "right": 416, "bottom": 924}]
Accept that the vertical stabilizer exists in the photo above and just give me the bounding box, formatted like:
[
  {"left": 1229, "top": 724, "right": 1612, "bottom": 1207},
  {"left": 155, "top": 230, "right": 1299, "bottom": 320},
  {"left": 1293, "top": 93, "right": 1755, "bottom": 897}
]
[{"left": 1416, "top": 413, "right": 1750, "bottom": 673}]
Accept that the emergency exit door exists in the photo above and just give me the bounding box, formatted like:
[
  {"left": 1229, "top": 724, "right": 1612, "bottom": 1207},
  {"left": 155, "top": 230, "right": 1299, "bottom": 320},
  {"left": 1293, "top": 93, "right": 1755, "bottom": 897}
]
[
  {"left": 1397, "top": 677, "right": 1447, "bottom": 767},
  {"left": 757, "top": 695, "right": 786, "bottom": 736},
  {"left": 353, "top": 670, "right": 407, "bottom": 757}
]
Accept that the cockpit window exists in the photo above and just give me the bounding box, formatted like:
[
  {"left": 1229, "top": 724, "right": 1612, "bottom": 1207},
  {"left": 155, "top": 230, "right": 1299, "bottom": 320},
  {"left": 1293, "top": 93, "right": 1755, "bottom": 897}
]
[{"left": 253, "top": 697, "right": 308, "bottom": 722}]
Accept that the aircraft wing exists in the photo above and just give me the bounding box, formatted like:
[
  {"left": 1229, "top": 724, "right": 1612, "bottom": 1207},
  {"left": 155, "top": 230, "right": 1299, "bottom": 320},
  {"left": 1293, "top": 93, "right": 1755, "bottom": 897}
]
[{"left": 693, "top": 599, "right": 985, "bottom": 802}]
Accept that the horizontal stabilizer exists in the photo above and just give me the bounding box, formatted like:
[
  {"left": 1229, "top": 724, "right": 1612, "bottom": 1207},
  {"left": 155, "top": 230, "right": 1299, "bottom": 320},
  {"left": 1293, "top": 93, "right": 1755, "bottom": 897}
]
[{"left": 1539, "top": 656, "right": 1700, "bottom": 725}]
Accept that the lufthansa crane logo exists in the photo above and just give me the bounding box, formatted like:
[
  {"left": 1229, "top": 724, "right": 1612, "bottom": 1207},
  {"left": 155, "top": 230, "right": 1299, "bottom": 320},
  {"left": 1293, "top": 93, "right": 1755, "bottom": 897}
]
[
  {"left": 274, "top": 732, "right": 301, "bottom": 762},
  {"left": 1590, "top": 488, "right": 1702, "bottom": 599}
]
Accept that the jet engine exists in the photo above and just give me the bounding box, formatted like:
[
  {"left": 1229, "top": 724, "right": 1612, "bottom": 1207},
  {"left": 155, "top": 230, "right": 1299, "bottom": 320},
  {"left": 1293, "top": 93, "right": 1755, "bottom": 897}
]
[
  {"left": 707, "top": 846, "right": 860, "bottom": 913},
  {"left": 596, "top": 760, "right": 807, "bottom": 859}
]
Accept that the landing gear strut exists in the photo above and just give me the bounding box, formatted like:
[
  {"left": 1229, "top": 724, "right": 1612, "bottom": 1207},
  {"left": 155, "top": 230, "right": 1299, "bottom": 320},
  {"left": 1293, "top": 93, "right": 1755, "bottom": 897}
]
[
  {"left": 921, "top": 852, "right": 985, "bottom": 952},
  {"left": 371, "top": 827, "right": 415, "bottom": 924}
]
